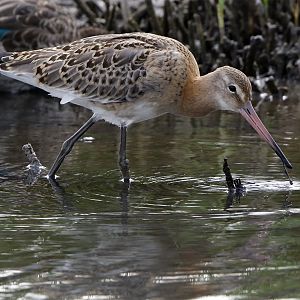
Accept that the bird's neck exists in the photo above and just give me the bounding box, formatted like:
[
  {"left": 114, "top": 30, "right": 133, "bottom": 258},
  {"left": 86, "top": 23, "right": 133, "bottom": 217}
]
[{"left": 178, "top": 73, "right": 219, "bottom": 117}]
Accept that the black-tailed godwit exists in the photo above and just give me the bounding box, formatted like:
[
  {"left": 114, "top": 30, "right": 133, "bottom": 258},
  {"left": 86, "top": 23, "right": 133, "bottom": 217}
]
[{"left": 0, "top": 32, "right": 292, "bottom": 183}]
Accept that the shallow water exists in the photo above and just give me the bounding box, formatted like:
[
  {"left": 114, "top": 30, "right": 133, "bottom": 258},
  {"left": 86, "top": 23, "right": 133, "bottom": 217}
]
[{"left": 0, "top": 86, "right": 300, "bottom": 300}]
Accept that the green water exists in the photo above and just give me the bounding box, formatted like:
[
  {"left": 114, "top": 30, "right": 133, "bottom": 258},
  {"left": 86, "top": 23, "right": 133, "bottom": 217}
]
[{"left": 0, "top": 86, "right": 299, "bottom": 300}]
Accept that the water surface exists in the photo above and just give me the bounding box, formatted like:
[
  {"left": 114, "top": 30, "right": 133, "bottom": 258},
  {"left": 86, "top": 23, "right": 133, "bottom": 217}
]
[{"left": 0, "top": 87, "right": 300, "bottom": 299}]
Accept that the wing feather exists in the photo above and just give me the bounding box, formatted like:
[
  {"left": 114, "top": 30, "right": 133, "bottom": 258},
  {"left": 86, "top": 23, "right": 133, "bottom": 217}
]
[{"left": 0, "top": 33, "right": 189, "bottom": 105}]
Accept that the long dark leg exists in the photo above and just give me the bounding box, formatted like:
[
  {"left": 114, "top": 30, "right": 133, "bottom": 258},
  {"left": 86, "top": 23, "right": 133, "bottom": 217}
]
[
  {"left": 118, "top": 125, "right": 130, "bottom": 183},
  {"left": 48, "top": 114, "right": 97, "bottom": 179}
]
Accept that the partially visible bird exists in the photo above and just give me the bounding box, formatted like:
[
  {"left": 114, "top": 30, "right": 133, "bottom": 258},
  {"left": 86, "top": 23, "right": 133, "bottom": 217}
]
[
  {"left": 0, "top": 0, "right": 107, "bottom": 51},
  {"left": 0, "top": 0, "right": 106, "bottom": 92},
  {"left": 0, "top": 0, "right": 79, "bottom": 51},
  {"left": 0, "top": 32, "right": 292, "bottom": 182}
]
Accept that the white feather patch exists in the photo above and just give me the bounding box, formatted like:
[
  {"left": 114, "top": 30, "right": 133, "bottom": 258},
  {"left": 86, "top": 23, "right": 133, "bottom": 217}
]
[
  {"left": 0, "top": 70, "right": 38, "bottom": 87},
  {"left": 0, "top": 69, "right": 80, "bottom": 105}
]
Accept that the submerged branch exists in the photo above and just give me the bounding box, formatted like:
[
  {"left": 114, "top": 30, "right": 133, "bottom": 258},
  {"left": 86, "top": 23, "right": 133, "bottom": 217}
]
[
  {"left": 22, "top": 143, "right": 47, "bottom": 185},
  {"left": 22, "top": 143, "right": 42, "bottom": 167},
  {"left": 223, "top": 158, "right": 234, "bottom": 190},
  {"left": 223, "top": 158, "right": 246, "bottom": 209}
]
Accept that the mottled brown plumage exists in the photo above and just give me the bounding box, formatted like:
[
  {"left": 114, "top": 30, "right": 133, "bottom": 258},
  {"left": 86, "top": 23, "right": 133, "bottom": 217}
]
[
  {"left": 0, "top": 0, "right": 107, "bottom": 52},
  {"left": 0, "top": 0, "right": 78, "bottom": 51},
  {"left": 0, "top": 32, "right": 292, "bottom": 181},
  {"left": 1, "top": 33, "right": 198, "bottom": 124},
  {"left": 0, "top": 0, "right": 108, "bottom": 93}
]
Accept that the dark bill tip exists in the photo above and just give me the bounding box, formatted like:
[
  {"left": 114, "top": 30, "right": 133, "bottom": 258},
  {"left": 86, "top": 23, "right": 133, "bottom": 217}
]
[{"left": 239, "top": 101, "right": 292, "bottom": 170}]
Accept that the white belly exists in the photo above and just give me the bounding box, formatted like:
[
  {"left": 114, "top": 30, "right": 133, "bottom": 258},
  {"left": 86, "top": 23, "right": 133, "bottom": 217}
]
[{"left": 71, "top": 99, "right": 168, "bottom": 127}]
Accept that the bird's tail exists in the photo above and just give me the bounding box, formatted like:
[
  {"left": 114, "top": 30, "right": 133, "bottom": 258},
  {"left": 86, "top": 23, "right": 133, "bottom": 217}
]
[{"left": 0, "top": 46, "right": 38, "bottom": 88}]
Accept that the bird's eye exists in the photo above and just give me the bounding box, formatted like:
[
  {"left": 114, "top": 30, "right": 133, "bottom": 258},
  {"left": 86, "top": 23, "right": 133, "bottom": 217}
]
[{"left": 228, "top": 85, "right": 237, "bottom": 93}]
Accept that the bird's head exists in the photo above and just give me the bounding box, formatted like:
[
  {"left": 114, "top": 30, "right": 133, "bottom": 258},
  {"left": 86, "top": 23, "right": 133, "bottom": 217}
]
[
  {"left": 213, "top": 66, "right": 253, "bottom": 112},
  {"left": 209, "top": 66, "right": 292, "bottom": 169}
]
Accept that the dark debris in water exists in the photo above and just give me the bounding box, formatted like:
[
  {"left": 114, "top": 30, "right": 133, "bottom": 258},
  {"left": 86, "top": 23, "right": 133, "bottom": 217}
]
[
  {"left": 223, "top": 158, "right": 246, "bottom": 210},
  {"left": 22, "top": 143, "right": 47, "bottom": 185},
  {"left": 223, "top": 158, "right": 245, "bottom": 191},
  {"left": 222, "top": 158, "right": 293, "bottom": 210}
]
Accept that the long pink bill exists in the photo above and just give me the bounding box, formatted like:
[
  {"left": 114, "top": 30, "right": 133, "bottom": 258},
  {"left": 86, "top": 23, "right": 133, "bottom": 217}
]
[{"left": 239, "top": 101, "right": 292, "bottom": 170}]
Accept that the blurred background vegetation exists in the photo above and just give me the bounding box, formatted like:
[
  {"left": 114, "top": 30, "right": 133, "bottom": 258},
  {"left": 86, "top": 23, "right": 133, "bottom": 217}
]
[
  {"left": 74, "top": 0, "right": 300, "bottom": 83},
  {"left": 0, "top": 0, "right": 299, "bottom": 96}
]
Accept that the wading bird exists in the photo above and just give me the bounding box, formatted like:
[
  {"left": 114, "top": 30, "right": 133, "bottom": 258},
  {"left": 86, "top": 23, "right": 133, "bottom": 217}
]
[{"left": 0, "top": 33, "right": 292, "bottom": 183}]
